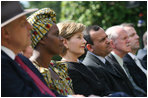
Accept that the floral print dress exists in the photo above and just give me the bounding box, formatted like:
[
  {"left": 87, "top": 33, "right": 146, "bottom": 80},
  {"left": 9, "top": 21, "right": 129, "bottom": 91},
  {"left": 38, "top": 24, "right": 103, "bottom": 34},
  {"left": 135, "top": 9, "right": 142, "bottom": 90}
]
[{"left": 33, "top": 60, "right": 74, "bottom": 96}]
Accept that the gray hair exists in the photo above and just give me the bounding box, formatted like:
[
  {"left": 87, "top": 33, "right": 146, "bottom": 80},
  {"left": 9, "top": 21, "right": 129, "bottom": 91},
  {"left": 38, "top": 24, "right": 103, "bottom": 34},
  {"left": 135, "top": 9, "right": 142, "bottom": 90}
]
[{"left": 105, "top": 25, "right": 123, "bottom": 41}]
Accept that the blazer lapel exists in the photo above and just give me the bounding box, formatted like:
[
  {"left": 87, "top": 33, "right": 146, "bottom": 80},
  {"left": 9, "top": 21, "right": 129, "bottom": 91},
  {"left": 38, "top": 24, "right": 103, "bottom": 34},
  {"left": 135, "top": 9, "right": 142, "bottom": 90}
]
[
  {"left": 74, "top": 62, "right": 99, "bottom": 81},
  {"left": 106, "top": 53, "right": 129, "bottom": 79},
  {"left": 87, "top": 52, "right": 121, "bottom": 78},
  {"left": 2, "top": 51, "right": 35, "bottom": 83},
  {"left": 104, "top": 60, "right": 121, "bottom": 78},
  {"left": 139, "top": 59, "right": 147, "bottom": 69}
]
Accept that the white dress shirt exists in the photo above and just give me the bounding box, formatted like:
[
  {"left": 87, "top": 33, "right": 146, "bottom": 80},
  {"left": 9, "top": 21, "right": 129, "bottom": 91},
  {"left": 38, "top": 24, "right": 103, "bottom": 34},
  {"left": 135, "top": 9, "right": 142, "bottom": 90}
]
[
  {"left": 128, "top": 52, "right": 147, "bottom": 76},
  {"left": 88, "top": 51, "right": 106, "bottom": 64},
  {"left": 1, "top": 46, "right": 16, "bottom": 60},
  {"left": 111, "top": 51, "right": 129, "bottom": 76}
]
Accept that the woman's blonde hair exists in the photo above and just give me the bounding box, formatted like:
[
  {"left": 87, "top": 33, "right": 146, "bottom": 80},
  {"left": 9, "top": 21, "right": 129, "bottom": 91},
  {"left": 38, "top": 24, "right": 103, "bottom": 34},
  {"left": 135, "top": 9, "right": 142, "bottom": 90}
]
[{"left": 57, "top": 21, "right": 85, "bottom": 56}]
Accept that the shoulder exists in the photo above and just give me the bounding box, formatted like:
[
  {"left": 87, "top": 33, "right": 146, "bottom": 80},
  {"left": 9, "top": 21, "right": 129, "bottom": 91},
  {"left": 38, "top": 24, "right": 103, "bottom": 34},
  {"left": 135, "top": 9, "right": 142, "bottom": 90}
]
[
  {"left": 123, "top": 54, "right": 133, "bottom": 62},
  {"left": 2, "top": 51, "right": 13, "bottom": 63}
]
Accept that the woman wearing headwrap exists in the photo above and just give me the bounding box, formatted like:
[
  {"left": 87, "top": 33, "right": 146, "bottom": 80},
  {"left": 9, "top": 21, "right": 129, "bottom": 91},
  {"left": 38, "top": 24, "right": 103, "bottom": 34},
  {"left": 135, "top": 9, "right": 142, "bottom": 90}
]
[{"left": 27, "top": 8, "right": 74, "bottom": 96}]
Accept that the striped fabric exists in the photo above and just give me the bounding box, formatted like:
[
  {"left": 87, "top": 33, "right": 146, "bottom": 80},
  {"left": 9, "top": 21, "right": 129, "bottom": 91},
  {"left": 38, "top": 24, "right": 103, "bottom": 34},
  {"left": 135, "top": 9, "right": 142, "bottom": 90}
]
[{"left": 27, "top": 8, "right": 56, "bottom": 48}]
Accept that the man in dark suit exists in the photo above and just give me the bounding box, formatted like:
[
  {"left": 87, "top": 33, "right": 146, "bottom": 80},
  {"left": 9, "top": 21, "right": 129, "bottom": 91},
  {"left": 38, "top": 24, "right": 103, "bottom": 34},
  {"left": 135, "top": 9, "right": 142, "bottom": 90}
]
[
  {"left": 121, "top": 23, "right": 147, "bottom": 92},
  {"left": 1, "top": 1, "right": 62, "bottom": 97},
  {"left": 105, "top": 25, "right": 146, "bottom": 96},
  {"left": 82, "top": 25, "right": 136, "bottom": 96},
  {"left": 137, "top": 31, "right": 147, "bottom": 67}
]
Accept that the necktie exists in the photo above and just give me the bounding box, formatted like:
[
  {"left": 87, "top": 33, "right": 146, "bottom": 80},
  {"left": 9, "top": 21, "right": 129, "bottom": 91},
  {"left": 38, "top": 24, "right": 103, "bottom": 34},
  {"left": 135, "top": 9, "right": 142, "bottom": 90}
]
[{"left": 15, "top": 56, "right": 56, "bottom": 97}]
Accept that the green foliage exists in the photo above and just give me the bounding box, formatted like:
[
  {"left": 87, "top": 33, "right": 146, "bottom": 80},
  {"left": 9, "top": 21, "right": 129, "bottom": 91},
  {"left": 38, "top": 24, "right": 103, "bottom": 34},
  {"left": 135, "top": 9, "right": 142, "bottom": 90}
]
[
  {"left": 60, "top": 1, "right": 147, "bottom": 32},
  {"left": 52, "top": 55, "right": 62, "bottom": 61},
  {"left": 22, "top": 1, "right": 147, "bottom": 60}
]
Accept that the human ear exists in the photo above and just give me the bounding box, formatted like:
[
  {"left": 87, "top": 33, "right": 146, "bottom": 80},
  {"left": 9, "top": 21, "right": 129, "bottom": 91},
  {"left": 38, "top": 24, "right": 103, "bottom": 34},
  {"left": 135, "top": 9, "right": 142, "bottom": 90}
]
[
  {"left": 86, "top": 44, "right": 93, "bottom": 52},
  {"left": 110, "top": 40, "right": 115, "bottom": 48},
  {"left": 1, "top": 27, "right": 10, "bottom": 40},
  {"left": 63, "top": 38, "right": 69, "bottom": 49}
]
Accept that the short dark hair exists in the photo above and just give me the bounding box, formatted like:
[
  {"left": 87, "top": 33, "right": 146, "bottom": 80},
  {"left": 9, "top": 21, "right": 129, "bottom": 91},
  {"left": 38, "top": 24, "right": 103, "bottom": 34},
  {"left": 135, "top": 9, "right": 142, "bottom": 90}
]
[{"left": 83, "top": 25, "right": 100, "bottom": 45}]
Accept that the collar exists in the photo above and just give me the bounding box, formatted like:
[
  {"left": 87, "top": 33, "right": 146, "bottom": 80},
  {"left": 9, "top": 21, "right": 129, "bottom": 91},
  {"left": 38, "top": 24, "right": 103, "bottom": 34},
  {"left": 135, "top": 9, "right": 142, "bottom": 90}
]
[
  {"left": 88, "top": 51, "right": 106, "bottom": 64},
  {"left": 111, "top": 51, "right": 123, "bottom": 66},
  {"left": 1, "top": 46, "right": 16, "bottom": 60},
  {"left": 128, "top": 52, "right": 136, "bottom": 60}
]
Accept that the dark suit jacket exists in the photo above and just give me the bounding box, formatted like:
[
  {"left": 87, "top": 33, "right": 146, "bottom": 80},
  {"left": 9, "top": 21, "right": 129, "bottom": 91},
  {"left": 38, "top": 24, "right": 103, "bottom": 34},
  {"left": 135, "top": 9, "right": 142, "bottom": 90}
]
[
  {"left": 137, "top": 49, "right": 147, "bottom": 68},
  {"left": 82, "top": 52, "right": 136, "bottom": 96},
  {"left": 123, "top": 54, "right": 147, "bottom": 92},
  {"left": 66, "top": 62, "right": 110, "bottom": 96},
  {"left": 1, "top": 51, "right": 62, "bottom": 97}
]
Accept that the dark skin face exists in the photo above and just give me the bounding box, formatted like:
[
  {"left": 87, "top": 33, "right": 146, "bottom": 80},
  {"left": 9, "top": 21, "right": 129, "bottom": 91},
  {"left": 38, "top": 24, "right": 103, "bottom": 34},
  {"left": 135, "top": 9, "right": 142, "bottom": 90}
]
[
  {"left": 35, "top": 24, "right": 62, "bottom": 68},
  {"left": 41, "top": 24, "right": 61, "bottom": 56}
]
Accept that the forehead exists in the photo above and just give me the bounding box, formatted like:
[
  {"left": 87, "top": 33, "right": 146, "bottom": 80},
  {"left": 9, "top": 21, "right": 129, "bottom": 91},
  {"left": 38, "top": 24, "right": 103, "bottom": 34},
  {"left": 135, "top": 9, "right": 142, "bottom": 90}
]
[
  {"left": 124, "top": 27, "right": 136, "bottom": 34},
  {"left": 73, "top": 32, "right": 83, "bottom": 36},
  {"left": 13, "top": 15, "right": 27, "bottom": 24},
  {"left": 48, "top": 24, "right": 59, "bottom": 33},
  {"left": 90, "top": 28, "right": 106, "bottom": 40},
  {"left": 117, "top": 29, "right": 128, "bottom": 39}
]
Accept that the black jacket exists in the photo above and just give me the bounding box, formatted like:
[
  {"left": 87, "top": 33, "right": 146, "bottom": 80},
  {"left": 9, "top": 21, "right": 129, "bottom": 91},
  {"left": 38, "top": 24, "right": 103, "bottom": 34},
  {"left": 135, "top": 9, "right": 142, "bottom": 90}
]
[
  {"left": 1, "top": 51, "right": 62, "bottom": 97},
  {"left": 123, "top": 54, "right": 147, "bottom": 92},
  {"left": 66, "top": 62, "right": 110, "bottom": 96},
  {"left": 82, "top": 52, "right": 136, "bottom": 96}
]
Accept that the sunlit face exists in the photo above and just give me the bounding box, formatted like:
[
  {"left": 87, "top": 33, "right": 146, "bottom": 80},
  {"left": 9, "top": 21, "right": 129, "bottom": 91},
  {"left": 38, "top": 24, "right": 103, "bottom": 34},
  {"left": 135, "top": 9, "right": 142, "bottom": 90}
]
[
  {"left": 90, "top": 28, "right": 112, "bottom": 57},
  {"left": 124, "top": 26, "right": 140, "bottom": 50},
  {"left": 66, "top": 32, "right": 86, "bottom": 57},
  {"left": 5, "top": 16, "right": 32, "bottom": 50},
  {"left": 43, "top": 24, "right": 61, "bottom": 55},
  {"left": 113, "top": 29, "right": 131, "bottom": 54}
]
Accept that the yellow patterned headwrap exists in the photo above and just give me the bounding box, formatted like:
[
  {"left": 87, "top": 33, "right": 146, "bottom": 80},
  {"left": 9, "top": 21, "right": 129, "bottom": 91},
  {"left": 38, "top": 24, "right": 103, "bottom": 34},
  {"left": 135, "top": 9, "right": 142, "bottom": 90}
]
[{"left": 27, "top": 8, "right": 56, "bottom": 48}]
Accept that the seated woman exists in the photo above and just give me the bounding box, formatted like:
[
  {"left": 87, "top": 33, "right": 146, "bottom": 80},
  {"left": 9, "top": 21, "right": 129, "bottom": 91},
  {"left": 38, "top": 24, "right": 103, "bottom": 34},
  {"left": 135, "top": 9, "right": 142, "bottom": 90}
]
[
  {"left": 57, "top": 21, "right": 110, "bottom": 96},
  {"left": 27, "top": 8, "right": 74, "bottom": 96}
]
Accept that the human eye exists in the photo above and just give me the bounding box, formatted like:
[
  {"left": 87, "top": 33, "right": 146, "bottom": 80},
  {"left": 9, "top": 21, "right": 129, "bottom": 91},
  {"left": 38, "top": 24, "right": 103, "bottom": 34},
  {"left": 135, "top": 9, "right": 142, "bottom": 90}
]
[
  {"left": 54, "top": 31, "right": 59, "bottom": 37},
  {"left": 130, "top": 34, "right": 134, "bottom": 37},
  {"left": 77, "top": 36, "right": 81, "bottom": 39}
]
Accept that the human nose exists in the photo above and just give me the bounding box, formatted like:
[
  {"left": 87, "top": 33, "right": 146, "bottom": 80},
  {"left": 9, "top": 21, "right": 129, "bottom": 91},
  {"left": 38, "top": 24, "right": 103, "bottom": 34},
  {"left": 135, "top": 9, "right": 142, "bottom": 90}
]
[
  {"left": 135, "top": 34, "right": 139, "bottom": 39},
  {"left": 59, "top": 36, "right": 64, "bottom": 41},
  {"left": 106, "top": 37, "right": 110, "bottom": 44},
  {"left": 83, "top": 38, "right": 87, "bottom": 44},
  {"left": 126, "top": 38, "right": 130, "bottom": 43}
]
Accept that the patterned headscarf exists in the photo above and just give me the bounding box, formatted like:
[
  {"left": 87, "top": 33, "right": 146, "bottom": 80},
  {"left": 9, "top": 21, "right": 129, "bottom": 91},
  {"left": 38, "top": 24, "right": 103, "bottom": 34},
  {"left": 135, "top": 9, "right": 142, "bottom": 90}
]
[{"left": 27, "top": 8, "right": 56, "bottom": 48}]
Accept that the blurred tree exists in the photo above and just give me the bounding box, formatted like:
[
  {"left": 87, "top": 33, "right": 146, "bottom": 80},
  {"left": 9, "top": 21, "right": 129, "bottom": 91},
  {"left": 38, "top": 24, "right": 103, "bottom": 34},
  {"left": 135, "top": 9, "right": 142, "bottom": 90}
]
[
  {"left": 22, "top": 1, "right": 147, "bottom": 60},
  {"left": 27, "top": 1, "right": 61, "bottom": 22},
  {"left": 60, "top": 1, "right": 147, "bottom": 49},
  {"left": 60, "top": 1, "right": 147, "bottom": 32}
]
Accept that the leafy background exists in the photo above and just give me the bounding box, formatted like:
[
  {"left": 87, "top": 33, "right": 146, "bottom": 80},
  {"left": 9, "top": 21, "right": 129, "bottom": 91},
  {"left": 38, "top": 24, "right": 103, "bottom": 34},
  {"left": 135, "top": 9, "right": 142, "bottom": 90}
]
[{"left": 21, "top": 1, "right": 147, "bottom": 60}]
